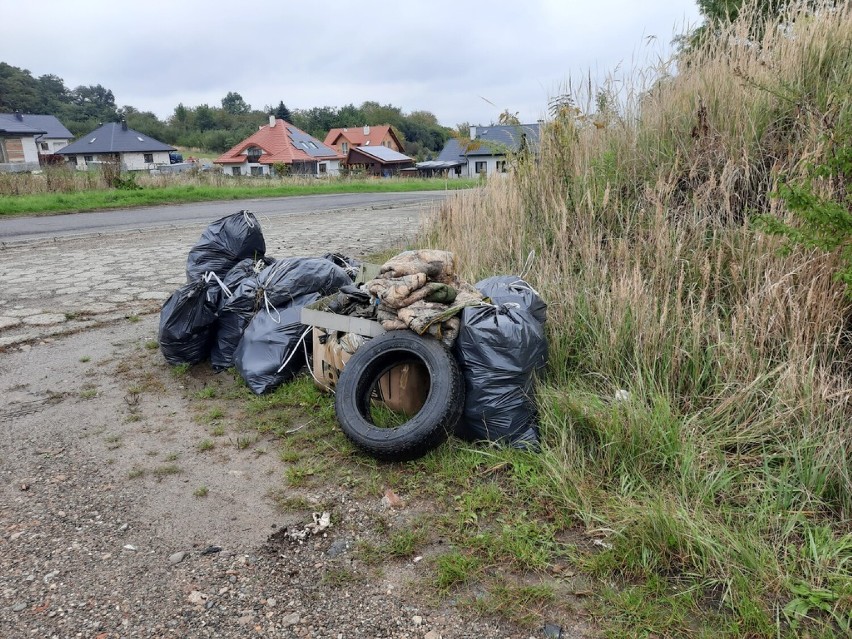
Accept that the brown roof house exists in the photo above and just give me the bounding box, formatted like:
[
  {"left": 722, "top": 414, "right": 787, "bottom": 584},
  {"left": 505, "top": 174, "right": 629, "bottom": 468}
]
[
  {"left": 324, "top": 125, "right": 404, "bottom": 158},
  {"left": 346, "top": 145, "right": 414, "bottom": 177},
  {"left": 216, "top": 116, "right": 342, "bottom": 177}
]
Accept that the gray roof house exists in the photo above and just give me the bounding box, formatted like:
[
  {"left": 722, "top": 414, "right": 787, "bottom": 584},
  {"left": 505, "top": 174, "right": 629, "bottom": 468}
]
[
  {"left": 0, "top": 113, "right": 47, "bottom": 172},
  {"left": 0, "top": 114, "right": 74, "bottom": 156},
  {"left": 57, "top": 121, "right": 175, "bottom": 171},
  {"left": 421, "top": 124, "right": 541, "bottom": 178}
]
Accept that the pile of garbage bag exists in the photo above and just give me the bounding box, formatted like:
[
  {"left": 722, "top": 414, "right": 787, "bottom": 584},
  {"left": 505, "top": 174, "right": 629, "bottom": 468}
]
[
  {"left": 321, "top": 249, "right": 549, "bottom": 449},
  {"left": 158, "top": 211, "right": 549, "bottom": 453},
  {"left": 158, "top": 210, "right": 353, "bottom": 394}
]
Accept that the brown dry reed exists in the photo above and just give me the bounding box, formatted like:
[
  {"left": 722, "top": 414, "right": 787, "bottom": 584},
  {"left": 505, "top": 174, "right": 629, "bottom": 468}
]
[{"left": 423, "top": 1, "right": 851, "bottom": 633}]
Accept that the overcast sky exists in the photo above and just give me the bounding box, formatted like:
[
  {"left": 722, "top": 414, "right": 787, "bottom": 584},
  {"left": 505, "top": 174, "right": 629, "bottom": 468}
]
[{"left": 1, "top": 0, "right": 702, "bottom": 128}]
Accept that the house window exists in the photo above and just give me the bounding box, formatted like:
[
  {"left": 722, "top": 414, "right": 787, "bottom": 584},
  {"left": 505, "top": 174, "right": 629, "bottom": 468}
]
[
  {"left": 341, "top": 142, "right": 348, "bottom": 154},
  {"left": 40, "top": 142, "right": 49, "bottom": 151},
  {"left": 246, "top": 146, "right": 262, "bottom": 163},
  {"left": 475, "top": 161, "right": 487, "bottom": 174},
  {"left": 319, "top": 163, "right": 327, "bottom": 174},
  {"left": 250, "top": 166, "right": 263, "bottom": 176},
  {"left": 232, "top": 167, "right": 241, "bottom": 176},
  {"left": 144, "top": 153, "right": 154, "bottom": 163},
  {"left": 67, "top": 155, "right": 76, "bottom": 165},
  {"left": 496, "top": 160, "right": 507, "bottom": 173},
  {"left": 84, "top": 155, "right": 93, "bottom": 162},
  {"left": 0, "top": 140, "right": 6, "bottom": 163}
]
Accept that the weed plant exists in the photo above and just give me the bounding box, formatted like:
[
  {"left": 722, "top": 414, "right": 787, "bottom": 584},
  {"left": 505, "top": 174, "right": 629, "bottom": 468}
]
[{"left": 423, "top": 2, "right": 852, "bottom": 634}]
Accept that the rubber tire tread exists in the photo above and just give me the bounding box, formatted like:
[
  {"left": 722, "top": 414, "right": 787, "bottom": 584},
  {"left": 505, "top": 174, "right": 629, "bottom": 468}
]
[{"left": 334, "top": 331, "right": 464, "bottom": 462}]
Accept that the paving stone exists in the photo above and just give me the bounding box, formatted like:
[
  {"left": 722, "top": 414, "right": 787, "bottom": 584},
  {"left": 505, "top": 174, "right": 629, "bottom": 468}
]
[
  {"left": 0, "top": 316, "right": 21, "bottom": 330},
  {"left": 138, "top": 292, "right": 171, "bottom": 301},
  {"left": 0, "top": 204, "right": 425, "bottom": 344},
  {"left": 4, "top": 308, "right": 46, "bottom": 317},
  {"left": 76, "top": 303, "right": 118, "bottom": 314},
  {"left": 22, "top": 313, "right": 67, "bottom": 326}
]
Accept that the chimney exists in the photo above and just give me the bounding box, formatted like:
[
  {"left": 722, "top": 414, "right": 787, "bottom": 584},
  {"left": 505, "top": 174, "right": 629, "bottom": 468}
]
[
  {"left": 121, "top": 119, "right": 128, "bottom": 131},
  {"left": 469, "top": 125, "right": 477, "bottom": 140},
  {"left": 14, "top": 110, "right": 23, "bottom": 121},
  {"left": 363, "top": 125, "right": 370, "bottom": 135},
  {"left": 269, "top": 115, "right": 276, "bottom": 128}
]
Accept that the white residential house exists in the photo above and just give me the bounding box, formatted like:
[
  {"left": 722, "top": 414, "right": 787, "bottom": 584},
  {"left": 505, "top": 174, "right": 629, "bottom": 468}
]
[
  {"left": 215, "top": 116, "right": 341, "bottom": 177},
  {"left": 0, "top": 113, "right": 45, "bottom": 172},
  {"left": 422, "top": 123, "right": 541, "bottom": 178},
  {"left": 57, "top": 121, "right": 174, "bottom": 171}
]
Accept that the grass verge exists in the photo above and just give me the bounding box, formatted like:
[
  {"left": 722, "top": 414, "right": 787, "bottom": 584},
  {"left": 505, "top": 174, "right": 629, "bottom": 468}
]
[{"left": 0, "top": 177, "right": 478, "bottom": 216}]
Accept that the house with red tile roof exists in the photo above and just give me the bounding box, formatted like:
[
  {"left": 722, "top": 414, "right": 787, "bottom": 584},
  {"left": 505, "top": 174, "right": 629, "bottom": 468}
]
[
  {"left": 215, "top": 116, "right": 342, "bottom": 177},
  {"left": 323, "top": 125, "right": 404, "bottom": 159}
]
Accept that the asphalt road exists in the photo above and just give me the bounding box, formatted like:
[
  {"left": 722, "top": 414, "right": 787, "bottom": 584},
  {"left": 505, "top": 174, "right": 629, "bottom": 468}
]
[{"left": 0, "top": 191, "right": 450, "bottom": 243}]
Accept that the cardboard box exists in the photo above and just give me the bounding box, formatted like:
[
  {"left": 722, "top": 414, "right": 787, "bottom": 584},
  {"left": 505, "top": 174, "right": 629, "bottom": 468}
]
[
  {"left": 376, "top": 361, "right": 428, "bottom": 415},
  {"left": 309, "top": 325, "right": 429, "bottom": 415}
]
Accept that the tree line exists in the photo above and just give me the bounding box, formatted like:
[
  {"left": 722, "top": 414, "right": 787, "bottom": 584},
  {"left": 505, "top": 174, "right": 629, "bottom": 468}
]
[{"left": 0, "top": 63, "right": 451, "bottom": 160}]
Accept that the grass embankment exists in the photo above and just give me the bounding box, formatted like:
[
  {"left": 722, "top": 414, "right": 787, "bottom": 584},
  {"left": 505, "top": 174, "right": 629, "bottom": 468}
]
[
  {"left": 0, "top": 176, "right": 478, "bottom": 216},
  {"left": 421, "top": 3, "right": 851, "bottom": 637}
]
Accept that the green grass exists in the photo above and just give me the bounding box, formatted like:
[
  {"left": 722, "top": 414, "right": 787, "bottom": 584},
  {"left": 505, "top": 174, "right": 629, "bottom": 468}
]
[{"left": 0, "top": 178, "right": 478, "bottom": 216}]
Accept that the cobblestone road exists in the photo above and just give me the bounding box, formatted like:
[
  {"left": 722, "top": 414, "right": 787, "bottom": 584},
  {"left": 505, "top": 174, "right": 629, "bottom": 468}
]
[{"left": 0, "top": 203, "right": 430, "bottom": 348}]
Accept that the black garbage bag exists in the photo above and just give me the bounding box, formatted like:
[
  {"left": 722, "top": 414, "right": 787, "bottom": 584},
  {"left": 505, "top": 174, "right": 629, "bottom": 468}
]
[
  {"left": 158, "top": 280, "right": 218, "bottom": 365},
  {"left": 322, "top": 252, "right": 362, "bottom": 280},
  {"left": 220, "top": 256, "right": 276, "bottom": 295},
  {"left": 186, "top": 210, "right": 266, "bottom": 282},
  {"left": 210, "top": 276, "right": 261, "bottom": 371},
  {"left": 257, "top": 257, "right": 352, "bottom": 307},
  {"left": 211, "top": 257, "right": 350, "bottom": 371},
  {"left": 475, "top": 275, "right": 547, "bottom": 325},
  {"left": 234, "top": 292, "right": 321, "bottom": 394},
  {"left": 454, "top": 303, "right": 548, "bottom": 447}
]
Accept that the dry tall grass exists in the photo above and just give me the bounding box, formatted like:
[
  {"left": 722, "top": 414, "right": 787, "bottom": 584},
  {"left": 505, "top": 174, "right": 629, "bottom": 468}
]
[{"left": 424, "top": 2, "right": 851, "bottom": 633}]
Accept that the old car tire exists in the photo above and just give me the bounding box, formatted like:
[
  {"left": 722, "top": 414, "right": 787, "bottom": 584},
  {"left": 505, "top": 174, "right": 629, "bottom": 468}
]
[{"left": 334, "top": 331, "right": 464, "bottom": 462}]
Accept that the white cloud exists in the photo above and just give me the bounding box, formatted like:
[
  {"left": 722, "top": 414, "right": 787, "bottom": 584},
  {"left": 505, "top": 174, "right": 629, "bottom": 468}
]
[{"left": 1, "top": 0, "right": 702, "bottom": 127}]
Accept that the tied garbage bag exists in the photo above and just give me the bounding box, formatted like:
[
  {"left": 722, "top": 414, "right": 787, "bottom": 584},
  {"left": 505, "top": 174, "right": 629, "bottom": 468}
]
[
  {"left": 212, "top": 257, "right": 351, "bottom": 371},
  {"left": 186, "top": 210, "right": 266, "bottom": 282},
  {"left": 234, "top": 292, "right": 321, "bottom": 394},
  {"left": 454, "top": 303, "right": 548, "bottom": 447},
  {"left": 322, "top": 252, "right": 362, "bottom": 280},
  {"left": 158, "top": 280, "right": 218, "bottom": 365},
  {"left": 476, "top": 275, "right": 547, "bottom": 325},
  {"left": 220, "top": 256, "right": 276, "bottom": 294}
]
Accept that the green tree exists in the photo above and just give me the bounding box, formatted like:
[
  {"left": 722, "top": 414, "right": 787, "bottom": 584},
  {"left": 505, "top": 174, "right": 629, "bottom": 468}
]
[
  {"left": 273, "top": 101, "right": 292, "bottom": 121},
  {"left": 69, "top": 84, "right": 117, "bottom": 121},
  {"left": 194, "top": 104, "right": 216, "bottom": 131},
  {"left": 0, "top": 62, "right": 41, "bottom": 112},
  {"left": 685, "top": 0, "right": 830, "bottom": 49},
  {"left": 221, "top": 91, "right": 250, "bottom": 115}
]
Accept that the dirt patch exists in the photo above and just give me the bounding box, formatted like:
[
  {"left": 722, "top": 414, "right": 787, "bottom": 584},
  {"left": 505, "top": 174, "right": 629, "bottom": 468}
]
[{"left": 0, "top": 316, "right": 586, "bottom": 638}]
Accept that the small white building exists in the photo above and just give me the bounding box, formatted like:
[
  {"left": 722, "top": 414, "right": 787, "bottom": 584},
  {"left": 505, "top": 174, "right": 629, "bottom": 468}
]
[
  {"left": 57, "top": 121, "right": 174, "bottom": 171},
  {"left": 425, "top": 124, "right": 541, "bottom": 178},
  {"left": 0, "top": 113, "right": 44, "bottom": 172}
]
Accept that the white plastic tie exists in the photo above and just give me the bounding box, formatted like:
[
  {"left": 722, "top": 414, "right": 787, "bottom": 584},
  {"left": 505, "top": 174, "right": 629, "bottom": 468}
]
[
  {"left": 204, "top": 271, "right": 232, "bottom": 298},
  {"left": 242, "top": 210, "right": 256, "bottom": 228},
  {"left": 262, "top": 290, "right": 281, "bottom": 324},
  {"left": 276, "top": 326, "right": 313, "bottom": 374}
]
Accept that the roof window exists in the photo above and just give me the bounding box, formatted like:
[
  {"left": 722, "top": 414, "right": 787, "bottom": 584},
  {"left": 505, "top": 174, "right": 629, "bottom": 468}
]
[{"left": 137, "top": 136, "right": 145, "bottom": 142}]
